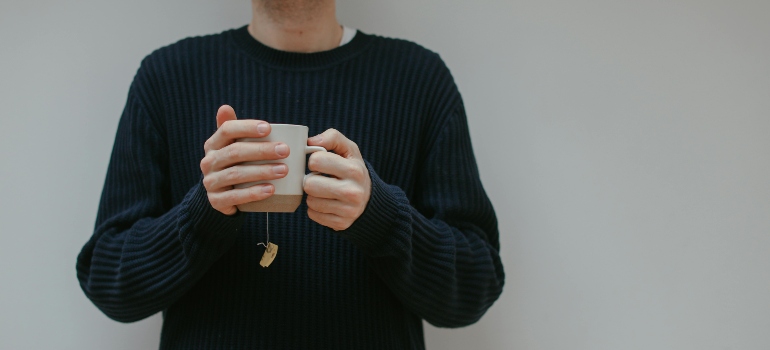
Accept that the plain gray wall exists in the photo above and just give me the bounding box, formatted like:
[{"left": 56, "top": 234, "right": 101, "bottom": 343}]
[{"left": 1, "top": 0, "right": 768, "bottom": 349}]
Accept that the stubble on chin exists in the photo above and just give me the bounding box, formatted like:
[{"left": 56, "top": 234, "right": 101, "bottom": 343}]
[{"left": 256, "top": 0, "right": 327, "bottom": 23}]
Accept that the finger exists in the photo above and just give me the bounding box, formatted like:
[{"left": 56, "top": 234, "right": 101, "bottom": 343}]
[
  {"left": 307, "top": 128, "right": 360, "bottom": 159},
  {"left": 216, "top": 105, "right": 237, "bottom": 129},
  {"left": 307, "top": 208, "right": 348, "bottom": 231},
  {"left": 204, "top": 163, "right": 288, "bottom": 191},
  {"left": 307, "top": 152, "right": 366, "bottom": 181},
  {"left": 306, "top": 195, "right": 358, "bottom": 218},
  {"left": 209, "top": 141, "right": 290, "bottom": 171},
  {"left": 208, "top": 184, "right": 275, "bottom": 210},
  {"left": 205, "top": 120, "right": 272, "bottom": 152},
  {"left": 303, "top": 174, "right": 365, "bottom": 203}
]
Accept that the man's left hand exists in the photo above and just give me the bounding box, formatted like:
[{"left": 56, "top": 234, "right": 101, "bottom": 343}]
[{"left": 304, "top": 129, "right": 372, "bottom": 231}]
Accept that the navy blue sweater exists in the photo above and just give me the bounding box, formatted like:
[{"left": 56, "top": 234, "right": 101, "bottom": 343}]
[{"left": 76, "top": 25, "right": 504, "bottom": 349}]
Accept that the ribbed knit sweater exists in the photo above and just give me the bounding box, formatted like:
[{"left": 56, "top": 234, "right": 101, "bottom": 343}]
[{"left": 76, "top": 25, "right": 505, "bottom": 349}]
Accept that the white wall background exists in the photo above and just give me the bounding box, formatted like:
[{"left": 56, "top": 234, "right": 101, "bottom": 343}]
[{"left": 1, "top": 0, "right": 768, "bottom": 349}]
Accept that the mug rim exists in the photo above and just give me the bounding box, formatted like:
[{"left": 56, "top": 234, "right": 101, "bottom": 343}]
[{"left": 267, "top": 123, "right": 308, "bottom": 128}]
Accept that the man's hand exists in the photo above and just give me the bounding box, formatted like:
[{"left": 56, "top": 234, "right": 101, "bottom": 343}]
[
  {"left": 200, "top": 105, "right": 290, "bottom": 215},
  {"left": 304, "top": 129, "right": 372, "bottom": 231}
]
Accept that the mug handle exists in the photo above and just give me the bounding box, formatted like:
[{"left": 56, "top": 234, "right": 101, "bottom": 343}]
[{"left": 303, "top": 145, "right": 327, "bottom": 187}]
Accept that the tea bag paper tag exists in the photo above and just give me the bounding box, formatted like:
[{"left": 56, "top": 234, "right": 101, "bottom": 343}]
[{"left": 260, "top": 242, "right": 278, "bottom": 268}]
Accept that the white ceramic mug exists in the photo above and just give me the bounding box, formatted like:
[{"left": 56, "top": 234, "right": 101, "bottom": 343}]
[{"left": 234, "top": 124, "right": 326, "bottom": 212}]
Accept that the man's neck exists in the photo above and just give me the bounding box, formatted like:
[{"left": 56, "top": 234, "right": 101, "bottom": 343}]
[{"left": 248, "top": 0, "right": 343, "bottom": 53}]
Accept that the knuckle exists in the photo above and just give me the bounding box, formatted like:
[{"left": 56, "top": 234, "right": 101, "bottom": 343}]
[
  {"left": 225, "top": 167, "right": 241, "bottom": 183},
  {"left": 354, "top": 188, "right": 365, "bottom": 202},
  {"left": 341, "top": 187, "right": 363, "bottom": 202},
  {"left": 219, "top": 123, "right": 232, "bottom": 137},
  {"left": 208, "top": 193, "right": 221, "bottom": 208},
  {"left": 202, "top": 175, "right": 214, "bottom": 189},
  {"left": 200, "top": 156, "right": 213, "bottom": 173},
  {"left": 355, "top": 166, "right": 367, "bottom": 181},
  {"left": 203, "top": 139, "right": 213, "bottom": 152},
  {"left": 249, "top": 187, "right": 263, "bottom": 201},
  {"left": 252, "top": 186, "right": 271, "bottom": 200},
  {"left": 345, "top": 163, "right": 362, "bottom": 180},
  {"left": 339, "top": 206, "right": 355, "bottom": 218},
  {"left": 225, "top": 145, "right": 240, "bottom": 160},
  {"left": 340, "top": 187, "right": 354, "bottom": 201}
]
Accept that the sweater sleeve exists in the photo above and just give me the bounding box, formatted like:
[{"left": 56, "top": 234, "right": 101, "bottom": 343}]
[
  {"left": 76, "top": 77, "right": 244, "bottom": 322},
  {"left": 339, "top": 101, "right": 505, "bottom": 328}
]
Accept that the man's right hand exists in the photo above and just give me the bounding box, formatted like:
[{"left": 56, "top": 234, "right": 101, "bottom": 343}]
[{"left": 200, "top": 105, "right": 290, "bottom": 215}]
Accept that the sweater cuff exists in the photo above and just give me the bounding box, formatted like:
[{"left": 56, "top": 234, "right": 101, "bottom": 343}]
[
  {"left": 339, "top": 160, "right": 411, "bottom": 257},
  {"left": 177, "top": 181, "right": 244, "bottom": 263}
]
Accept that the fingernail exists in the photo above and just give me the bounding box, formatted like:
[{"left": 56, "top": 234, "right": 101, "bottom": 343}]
[
  {"left": 275, "top": 144, "right": 289, "bottom": 156},
  {"left": 262, "top": 185, "right": 273, "bottom": 193},
  {"left": 273, "top": 164, "right": 287, "bottom": 175},
  {"left": 257, "top": 122, "right": 269, "bottom": 134},
  {"left": 309, "top": 135, "right": 322, "bottom": 143}
]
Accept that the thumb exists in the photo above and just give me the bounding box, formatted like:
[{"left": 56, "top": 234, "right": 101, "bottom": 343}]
[
  {"left": 216, "top": 105, "right": 237, "bottom": 129},
  {"left": 309, "top": 128, "right": 360, "bottom": 159}
]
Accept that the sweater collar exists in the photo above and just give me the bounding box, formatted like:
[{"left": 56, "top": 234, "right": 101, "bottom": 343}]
[{"left": 228, "top": 25, "right": 373, "bottom": 71}]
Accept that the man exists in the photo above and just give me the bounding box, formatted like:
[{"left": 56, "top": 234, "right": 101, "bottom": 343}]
[{"left": 76, "top": 0, "right": 505, "bottom": 348}]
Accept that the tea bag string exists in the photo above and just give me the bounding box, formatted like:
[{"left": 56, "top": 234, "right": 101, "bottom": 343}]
[
  {"left": 257, "top": 212, "right": 269, "bottom": 248},
  {"left": 257, "top": 212, "right": 278, "bottom": 268}
]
